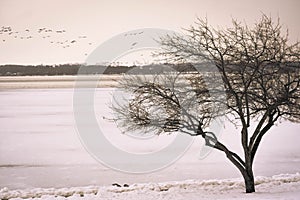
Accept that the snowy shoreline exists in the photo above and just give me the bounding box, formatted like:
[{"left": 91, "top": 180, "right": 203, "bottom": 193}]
[{"left": 1, "top": 173, "right": 300, "bottom": 200}]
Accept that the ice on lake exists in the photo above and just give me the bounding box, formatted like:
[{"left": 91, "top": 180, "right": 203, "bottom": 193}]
[{"left": 0, "top": 88, "right": 299, "bottom": 190}]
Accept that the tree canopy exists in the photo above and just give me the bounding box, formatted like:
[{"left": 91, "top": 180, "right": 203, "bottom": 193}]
[{"left": 112, "top": 15, "right": 300, "bottom": 193}]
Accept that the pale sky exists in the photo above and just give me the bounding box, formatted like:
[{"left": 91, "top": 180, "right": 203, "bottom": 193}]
[{"left": 0, "top": 0, "right": 299, "bottom": 65}]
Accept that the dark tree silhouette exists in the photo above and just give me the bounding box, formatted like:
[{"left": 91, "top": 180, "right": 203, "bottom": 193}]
[{"left": 112, "top": 15, "right": 300, "bottom": 193}]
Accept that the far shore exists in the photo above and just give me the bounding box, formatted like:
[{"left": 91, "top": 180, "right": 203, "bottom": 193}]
[
  {"left": 0, "top": 75, "right": 122, "bottom": 89},
  {"left": 0, "top": 73, "right": 196, "bottom": 89}
]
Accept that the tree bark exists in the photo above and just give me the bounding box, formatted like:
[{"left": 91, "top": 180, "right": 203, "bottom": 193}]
[
  {"left": 243, "top": 166, "right": 255, "bottom": 193},
  {"left": 204, "top": 132, "right": 256, "bottom": 193},
  {"left": 208, "top": 139, "right": 256, "bottom": 193}
]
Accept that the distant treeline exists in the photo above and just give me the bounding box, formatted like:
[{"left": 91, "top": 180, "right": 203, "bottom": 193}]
[
  {"left": 0, "top": 62, "right": 299, "bottom": 76},
  {"left": 0, "top": 63, "right": 197, "bottom": 76}
]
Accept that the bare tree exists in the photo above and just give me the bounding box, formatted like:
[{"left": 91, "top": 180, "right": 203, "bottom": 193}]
[{"left": 112, "top": 15, "right": 300, "bottom": 193}]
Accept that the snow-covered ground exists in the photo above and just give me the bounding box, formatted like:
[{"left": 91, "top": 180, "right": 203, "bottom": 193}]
[
  {"left": 0, "top": 85, "right": 300, "bottom": 199},
  {"left": 1, "top": 173, "right": 300, "bottom": 199}
]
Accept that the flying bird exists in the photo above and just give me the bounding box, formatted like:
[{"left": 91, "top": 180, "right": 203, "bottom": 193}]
[
  {"left": 38, "top": 28, "right": 46, "bottom": 33},
  {"left": 56, "top": 30, "right": 66, "bottom": 33}
]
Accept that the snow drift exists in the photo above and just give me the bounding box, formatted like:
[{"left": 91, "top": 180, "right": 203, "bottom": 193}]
[{"left": 1, "top": 173, "right": 300, "bottom": 200}]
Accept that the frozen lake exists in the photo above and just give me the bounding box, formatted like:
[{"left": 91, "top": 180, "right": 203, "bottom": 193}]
[{"left": 0, "top": 88, "right": 300, "bottom": 190}]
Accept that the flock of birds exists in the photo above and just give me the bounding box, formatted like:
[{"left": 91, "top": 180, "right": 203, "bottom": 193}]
[
  {"left": 0, "top": 26, "right": 93, "bottom": 56},
  {"left": 1, "top": 26, "right": 148, "bottom": 62}
]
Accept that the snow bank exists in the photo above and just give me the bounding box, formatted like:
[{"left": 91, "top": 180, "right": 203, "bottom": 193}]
[{"left": 1, "top": 173, "right": 300, "bottom": 200}]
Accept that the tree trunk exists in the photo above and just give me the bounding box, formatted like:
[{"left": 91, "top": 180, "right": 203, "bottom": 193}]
[
  {"left": 243, "top": 167, "right": 255, "bottom": 193},
  {"left": 206, "top": 133, "right": 257, "bottom": 193}
]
